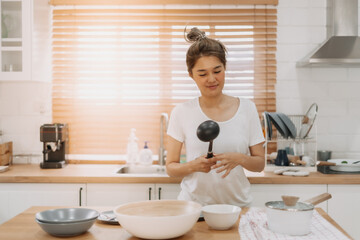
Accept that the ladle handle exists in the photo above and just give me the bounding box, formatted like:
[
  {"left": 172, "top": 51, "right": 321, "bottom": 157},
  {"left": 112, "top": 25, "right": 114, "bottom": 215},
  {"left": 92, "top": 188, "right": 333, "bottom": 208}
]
[{"left": 206, "top": 141, "right": 214, "bottom": 158}]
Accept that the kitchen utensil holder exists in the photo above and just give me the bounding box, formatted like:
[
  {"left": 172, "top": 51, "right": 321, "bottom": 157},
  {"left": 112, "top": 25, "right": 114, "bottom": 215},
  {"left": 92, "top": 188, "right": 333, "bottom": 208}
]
[{"left": 263, "top": 114, "right": 317, "bottom": 172}]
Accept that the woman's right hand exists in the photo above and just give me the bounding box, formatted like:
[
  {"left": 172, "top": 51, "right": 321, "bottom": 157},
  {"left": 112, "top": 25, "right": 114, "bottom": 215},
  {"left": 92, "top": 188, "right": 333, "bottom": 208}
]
[
  {"left": 191, "top": 155, "right": 217, "bottom": 173},
  {"left": 166, "top": 136, "right": 218, "bottom": 177}
]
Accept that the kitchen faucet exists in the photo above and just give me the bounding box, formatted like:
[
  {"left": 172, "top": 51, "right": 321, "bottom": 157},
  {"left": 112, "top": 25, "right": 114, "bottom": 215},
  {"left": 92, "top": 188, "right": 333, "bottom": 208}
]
[{"left": 159, "top": 113, "right": 168, "bottom": 167}]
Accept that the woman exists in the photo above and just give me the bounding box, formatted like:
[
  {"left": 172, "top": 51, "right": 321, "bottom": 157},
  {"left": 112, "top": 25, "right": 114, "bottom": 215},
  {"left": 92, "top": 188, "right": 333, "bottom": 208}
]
[{"left": 166, "top": 27, "right": 265, "bottom": 207}]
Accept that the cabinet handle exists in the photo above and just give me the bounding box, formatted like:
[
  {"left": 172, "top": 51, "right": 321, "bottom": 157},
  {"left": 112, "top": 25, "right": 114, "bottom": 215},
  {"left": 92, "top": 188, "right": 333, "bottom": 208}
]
[
  {"left": 79, "top": 187, "right": 83, "bottom": 206},
  {"left": 148, "top": 187, "right": 152, "bottom": 200},
  {"left": 158, "top": 187, "right": 162, "bottom": 200}
]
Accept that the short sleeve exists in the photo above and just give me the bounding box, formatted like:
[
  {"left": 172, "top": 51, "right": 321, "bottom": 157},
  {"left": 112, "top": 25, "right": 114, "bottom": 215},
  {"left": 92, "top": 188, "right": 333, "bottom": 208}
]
[
  {"left": 248, "top": 101, "right": 265, "bottom": 146},
  {"left": 167, "top": 105, "right": 185, "bottom": 142}
]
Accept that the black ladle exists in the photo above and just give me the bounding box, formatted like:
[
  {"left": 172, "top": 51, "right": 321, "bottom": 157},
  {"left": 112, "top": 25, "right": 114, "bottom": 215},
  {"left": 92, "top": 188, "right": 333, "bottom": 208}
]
[{"left": 196, "top": 120, "right": 220, "bottom": 158}]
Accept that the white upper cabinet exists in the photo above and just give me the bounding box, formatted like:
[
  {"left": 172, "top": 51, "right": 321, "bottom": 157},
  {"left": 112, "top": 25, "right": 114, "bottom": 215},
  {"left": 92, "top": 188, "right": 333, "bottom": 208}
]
[{"left": 0, "top": 0, "right": 31, "bottom": 81}]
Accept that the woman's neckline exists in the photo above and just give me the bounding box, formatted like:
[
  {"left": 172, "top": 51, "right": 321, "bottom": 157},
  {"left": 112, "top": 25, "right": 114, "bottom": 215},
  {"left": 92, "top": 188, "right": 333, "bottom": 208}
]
[{"left": 196, "top": 96, "right": 242, "bottom": 124}]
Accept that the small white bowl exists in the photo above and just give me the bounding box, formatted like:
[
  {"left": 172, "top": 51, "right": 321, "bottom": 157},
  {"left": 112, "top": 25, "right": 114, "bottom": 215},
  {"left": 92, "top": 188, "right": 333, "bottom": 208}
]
[{"left": 202, "top": 204, "right": 241, "bottom": 230}]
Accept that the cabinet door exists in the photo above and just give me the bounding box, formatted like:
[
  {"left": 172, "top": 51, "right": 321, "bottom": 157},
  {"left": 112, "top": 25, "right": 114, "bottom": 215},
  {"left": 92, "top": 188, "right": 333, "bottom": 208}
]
[
  {"left": 86, "top": 183, "right": 154, "bottom": 206},
  {"left": 0, "top": 183, "right": 86, "bottom": 224},
  {"left": 250, "top": 184, "right": 328, "bottom": 210},
  {"left": 155, "top": 184, "right": 181, "bottom": 200},
  {"left": 1, "top": 0, "right": 32, "bottom": 81},
  {"left": 328, "top": 185, "right": 360, "bottom": 240}
]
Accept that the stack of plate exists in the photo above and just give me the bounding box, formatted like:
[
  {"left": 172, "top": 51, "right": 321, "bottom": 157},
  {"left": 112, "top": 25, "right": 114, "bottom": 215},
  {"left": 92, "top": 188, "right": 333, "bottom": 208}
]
[
  {"left": 35, "top": 208, "right": 99, "bottom": 237},
  {"left": 264, "top": 104, "right": 318, "bottom": 140},
  {"left": 264, "top": 112, "right": 297, "bottom": 139}
]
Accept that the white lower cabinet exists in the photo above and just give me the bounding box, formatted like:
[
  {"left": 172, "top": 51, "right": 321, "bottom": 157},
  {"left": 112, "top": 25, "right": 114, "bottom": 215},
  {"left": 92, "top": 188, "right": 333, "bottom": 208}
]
[
  {"left": 250, "top": 184, "right": 328, "bottom": 210},
  {"left": 0, "top": 183, "right": 86, "bottom": 224},
  {"left": 327, "top": 185, "right": 360, "bottom": 240},
  {"left": 86, "top": 183, "right": 181, "bottom": 206},
  {"left": 87, "top": 183, "right": 153, "bottom": 206}
]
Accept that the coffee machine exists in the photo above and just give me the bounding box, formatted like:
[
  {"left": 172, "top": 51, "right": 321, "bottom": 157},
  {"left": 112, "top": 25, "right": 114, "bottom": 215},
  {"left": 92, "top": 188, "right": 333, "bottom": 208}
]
[{"left": 40, "top": 123, "right": 68, "bottom": 169}]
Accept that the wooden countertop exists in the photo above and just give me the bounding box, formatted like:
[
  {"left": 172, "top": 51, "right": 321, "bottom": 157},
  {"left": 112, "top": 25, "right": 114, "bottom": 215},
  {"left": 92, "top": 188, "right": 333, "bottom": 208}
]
[
  {"left": 0, "top": 164, "right": 360, "bottom": 184},
  {"left": 0, "top": 206, "right": 352, "bottom": 240}
]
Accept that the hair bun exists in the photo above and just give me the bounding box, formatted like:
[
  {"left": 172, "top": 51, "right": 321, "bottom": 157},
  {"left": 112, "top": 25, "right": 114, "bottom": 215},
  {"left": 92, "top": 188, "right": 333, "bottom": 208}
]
[{"left": 185, "top": 27, "right": 206, "bottom": 43}]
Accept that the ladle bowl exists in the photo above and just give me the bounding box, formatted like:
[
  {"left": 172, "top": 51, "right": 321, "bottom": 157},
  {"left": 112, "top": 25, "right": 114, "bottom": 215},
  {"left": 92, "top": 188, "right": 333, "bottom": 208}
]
[{"left": 196, "top": 120, "right": 220, "bottom": 158}]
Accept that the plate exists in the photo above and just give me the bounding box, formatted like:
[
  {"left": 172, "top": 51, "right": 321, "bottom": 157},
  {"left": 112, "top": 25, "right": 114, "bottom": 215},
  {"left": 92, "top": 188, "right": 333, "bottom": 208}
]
[
  {"left": 328, "top": 159, "right": 360, "bottom": 172},
  {"left": 97, "top": 210, "right": 119, "bottom": 225},
  {"left": 277, "top": 113, "right": 297, "bottom": 139},
  {"left": 268, "top": 112, "right": 289, "bottom": 138}
]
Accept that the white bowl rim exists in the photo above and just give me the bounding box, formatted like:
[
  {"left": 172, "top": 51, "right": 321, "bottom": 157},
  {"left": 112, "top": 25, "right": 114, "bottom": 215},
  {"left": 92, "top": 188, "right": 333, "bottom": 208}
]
[
  {"left": 202, "top": 204, "right": 241, "bottom": 214},
  {"left": 114, "top": 199, "right": 202, "bottom": 218}
]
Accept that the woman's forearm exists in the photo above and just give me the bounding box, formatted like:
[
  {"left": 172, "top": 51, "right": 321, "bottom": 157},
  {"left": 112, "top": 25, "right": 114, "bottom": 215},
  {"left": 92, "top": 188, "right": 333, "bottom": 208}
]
[
  {"left": 166, "top": 161, "right": 196, "bottom": 178},
  {"left": 166, "top": 155, "right": 217, "bottom": 177},
  {"left": 238, "top": 154, "right": 265, "bottom": 172}
]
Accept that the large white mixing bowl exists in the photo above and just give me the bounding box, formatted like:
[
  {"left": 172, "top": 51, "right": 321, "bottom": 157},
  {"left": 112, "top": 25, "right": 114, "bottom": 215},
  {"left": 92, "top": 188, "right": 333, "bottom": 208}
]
[{"left": 114, "top": 200, "right": 201, "bottom": 239}]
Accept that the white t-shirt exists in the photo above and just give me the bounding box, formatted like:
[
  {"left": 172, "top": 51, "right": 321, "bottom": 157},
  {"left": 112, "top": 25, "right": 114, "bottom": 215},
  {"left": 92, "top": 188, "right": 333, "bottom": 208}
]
[{"left": 167, "top": 97, "right": 265, "bottom": 207}]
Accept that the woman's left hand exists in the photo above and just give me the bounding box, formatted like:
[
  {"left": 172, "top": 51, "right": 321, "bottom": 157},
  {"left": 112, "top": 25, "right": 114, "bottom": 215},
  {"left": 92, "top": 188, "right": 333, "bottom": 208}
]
[{"left": 211, "top": 153, "right": 242, "bottom": 178}]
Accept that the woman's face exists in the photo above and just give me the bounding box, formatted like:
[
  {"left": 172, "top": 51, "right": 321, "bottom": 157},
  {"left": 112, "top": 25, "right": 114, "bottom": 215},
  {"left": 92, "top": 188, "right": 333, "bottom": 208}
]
[{"left": 189, "top": 56, "right": 225, "bottom": 98}]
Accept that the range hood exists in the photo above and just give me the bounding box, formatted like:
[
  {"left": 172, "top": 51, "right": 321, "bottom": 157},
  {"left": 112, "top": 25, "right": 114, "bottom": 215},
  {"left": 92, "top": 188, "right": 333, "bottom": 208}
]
[{"left": 298, "top": 0, "right": 360, "bottom": 67}]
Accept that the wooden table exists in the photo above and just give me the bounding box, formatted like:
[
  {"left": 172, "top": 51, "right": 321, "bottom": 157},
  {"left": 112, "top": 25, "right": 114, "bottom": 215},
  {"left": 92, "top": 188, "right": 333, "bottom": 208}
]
[{"left": 0, "top": 206, "right": 353, "bottom": 240}]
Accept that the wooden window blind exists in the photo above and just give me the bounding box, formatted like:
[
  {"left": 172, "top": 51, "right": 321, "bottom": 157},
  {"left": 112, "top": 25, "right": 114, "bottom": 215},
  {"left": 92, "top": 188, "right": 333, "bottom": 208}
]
[{"left": 51, "top": 3, "right": 277, "bottom": 161}]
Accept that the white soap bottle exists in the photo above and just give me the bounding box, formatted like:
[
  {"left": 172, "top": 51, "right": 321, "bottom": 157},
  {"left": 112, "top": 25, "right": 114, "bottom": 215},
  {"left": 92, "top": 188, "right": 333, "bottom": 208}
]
[
  {"left": 138, "top": 141, "right": 153, "bottom": 165},
  {"left": 126, "top": 128, "right": 139, "bottom": 165}
]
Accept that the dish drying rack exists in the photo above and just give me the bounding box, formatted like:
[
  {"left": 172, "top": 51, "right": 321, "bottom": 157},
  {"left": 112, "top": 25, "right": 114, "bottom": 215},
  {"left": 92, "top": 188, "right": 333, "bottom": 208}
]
[{"left": 263, "top": 114, "right": 317, "bottom": 172}]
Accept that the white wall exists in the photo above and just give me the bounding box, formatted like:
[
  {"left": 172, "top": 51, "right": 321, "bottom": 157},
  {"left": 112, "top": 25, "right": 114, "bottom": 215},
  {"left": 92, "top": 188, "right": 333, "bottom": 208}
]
[
  {"left": 0, "top": 0, "right": 51, "bottom": 162},
  {"left": 277, "top": 0, "right": 360, "bottom": 159},
  {"left": 1, "top": 0, "right": 360, "bottom": 160}
]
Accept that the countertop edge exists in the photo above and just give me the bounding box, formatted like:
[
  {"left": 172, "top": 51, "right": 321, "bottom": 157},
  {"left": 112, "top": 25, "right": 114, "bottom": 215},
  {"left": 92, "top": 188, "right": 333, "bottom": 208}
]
[{"left": 0, "top": 164, "right": 360, "bottom": 184}]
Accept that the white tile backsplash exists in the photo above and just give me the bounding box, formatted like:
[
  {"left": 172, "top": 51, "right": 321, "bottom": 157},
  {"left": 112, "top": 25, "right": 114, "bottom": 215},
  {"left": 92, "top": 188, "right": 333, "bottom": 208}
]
[
  {"left": 310, "top": 68, "right": 348, "bottom": 82},
  {"left": 349, "top": 101, "right": 360, "bottom": 116},
  {"left": 277, "top": 26, "right": 311, "bottom": 44},
  {"left": 276, "top": 99, "right": 303, "bottom": 115},
  {"left": 0, "top": 84, "right": 51, "bottom": 155},
  {"left": 328, "top": 82, "right": 360, "bottom": 100},
  {"left": 307, "top": 8, "right": 327, "bottom": 26},
  {"left": 276, "top": 80, "right": 301, "bottom": 99},
  {"left": 278, "top": 8, "right": 310, "bottom": 26},
  {"left": 277, "top": 62, "right": 298, "bottom": 80},
  {"left": 0, "top": 100, "right": 19, "bottom": 115},
  {"left": 309, "top": 0, "right": 327, "bottom": 8},
  {"left": 278, "top": 0, "right": 310, "bottom": 8},
  {"left": 328, "top": 116, "right": 360, "bottom": 134},
  {"left": 324, "top": 135, "right": 350, "bottom": 152},
  {"left": 298, "top": 82, "right": 329, "bottom": 99},
  {"left": 308, "top": 27, "right": 327, "bottom": 43},
  {"left": 348, "top": 68, "right": 360, "bottom": 81}
]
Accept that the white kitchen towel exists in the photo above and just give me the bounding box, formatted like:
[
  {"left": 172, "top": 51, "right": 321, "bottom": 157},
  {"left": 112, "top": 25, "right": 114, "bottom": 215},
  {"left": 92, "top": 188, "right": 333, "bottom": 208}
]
[{"left": 239, "top": 208, "right": 351, "bottom": 240}]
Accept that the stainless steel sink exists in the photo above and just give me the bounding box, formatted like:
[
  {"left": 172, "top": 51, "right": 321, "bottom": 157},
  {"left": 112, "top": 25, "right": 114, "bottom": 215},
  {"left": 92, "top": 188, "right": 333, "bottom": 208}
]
[{"left": 116, "top": 165, "right": 167, "bottom": 175}]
